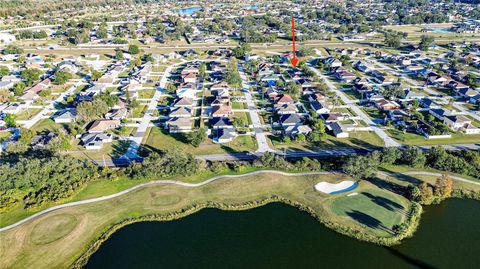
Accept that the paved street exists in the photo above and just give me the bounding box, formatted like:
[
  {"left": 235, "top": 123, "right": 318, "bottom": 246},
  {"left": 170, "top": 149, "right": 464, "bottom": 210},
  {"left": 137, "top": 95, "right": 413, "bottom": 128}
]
[
  {"left": 307, "top": 63, "right": 400, "bottom": 147},
  {"left": 238, "top": 63, "right": 274, "bottom": 153}
]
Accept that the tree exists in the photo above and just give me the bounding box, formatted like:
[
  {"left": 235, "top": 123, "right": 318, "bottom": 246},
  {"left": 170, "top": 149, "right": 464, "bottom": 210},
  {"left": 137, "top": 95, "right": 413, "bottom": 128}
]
[
  {"left": 21, "top": 68, "right": 43, "bottom": 86},
  {"left": 53, "top": 70, "right": 72, "bottom": 85},
  {"left": 2, "top": 45, "right": 23, "bottom": 55},
  {"left": 401, "top": 146, "right": 426, "bottom": 168},
  {"left": 342, "top": 155, "right": 378, "bottom": 179},
  {"left": 232, "top": 116, "right": 247, "bottom": 128},
  {"left": 76, "top": 99, "right": 109, "bottom": 122},
  {"left": 418, "top": 182, "right": 434, "bottom": 205},
  {"left": 0, "top": 89, "right": 10, "bottom": 102},
  {"left": 419, "top": 35, "right": 435, "bottom": 51},
  {"left": 91, "top": 70, "right": 103, "bottom": 81},
  {"left": 198, "top": 63, "right": 207, "bottom": 79},
  {"left": 286, "top": 82, "right": 300, "bottom": 100},
  {"left": 94, "top": 93, "right": 119, "bottom": 108},
  {"left": 166, "top": 83, "right": 177, "bottom": 93},
  {"left": 225, "top": 60, "right": 242, "bottom": 92},
  {"left": 12, "top": 82, "right": 25, "bottom": 96},
  {"left": 384, "top": 32, "right": 403, "bottom": 48},
  {"left": 187, "top": 128, "right": 207, "bottom": 147},
  {"left": 115, "top": 50, "right": 124, "bottom": 60},
  {"left": 128, "top": 44, "right": 140, "bottom": 54},
  {"left": 434, "top": 174, "right": 453, "bottom": 199},
  {"left": 233, "top": 42, "right": 252, "bottom": 58},
  {"left": 3, "top": 114, "right": 16, "bottom": 127},
  {"left": 0, "top": 66, "right": 9, "bottom": 76},
  {"left": 381, "top": 147, "right": 401, "bottom": 165},
  {"left": 308, "top": 119, "right": 326, "bottom": 143}
]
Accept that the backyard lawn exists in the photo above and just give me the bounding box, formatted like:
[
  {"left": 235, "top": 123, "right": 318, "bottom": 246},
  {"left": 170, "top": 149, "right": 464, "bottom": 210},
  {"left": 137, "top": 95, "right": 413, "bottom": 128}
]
[
  {"left": 31, "top": 119, "right": 63, "bottom": 133},
  {"left": 141, "top": 127, "right": 257, "bottom": 155},
  {"left": 130, "top": 105, "right": 147, "bottom": 118},
  {"left": 15, "top": 108, "right": 43, "bottom": 121},
  {"left": 387, "top": 128, "right": 480, "bottom": 145},
  {"left": 270, "top": 131, "right": 385, "bottom": 151},
  {"left": 66, "top": 140, "right": 131, "bottom": 161},
  {"left": 137, "top": 89, "right": 156, "bottom": 99}
]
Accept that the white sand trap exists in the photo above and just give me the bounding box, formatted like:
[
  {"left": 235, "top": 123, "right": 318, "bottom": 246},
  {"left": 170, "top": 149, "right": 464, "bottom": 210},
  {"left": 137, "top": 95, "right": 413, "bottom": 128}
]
[
  {"left": 315, "top": 181, "right": 357, "bottom": 194},
  {"left": 347, "top": 192, "right": 359, "bottom": 197}
]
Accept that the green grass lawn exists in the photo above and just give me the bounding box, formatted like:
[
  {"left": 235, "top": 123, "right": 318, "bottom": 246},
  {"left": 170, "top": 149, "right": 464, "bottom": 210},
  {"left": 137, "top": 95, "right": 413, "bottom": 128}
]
[
  {"left": 387, "top": 128, "right": 480, "bottom": 145},
  {"left": 362, "top": 107, "right": 385, "bottom": 120},
  {"left": 270, "top": 131, "right": 385, "bottom": 151},
  {"left": 233, "top": 111, "right": 252, "bottom": 125},
  {"left": 15, "top": 108, "right": 43, "bottom": 121},
  {"left": 327, "top": 189, "right": 409, "bottom": 236},
  {"left": 137, "top": 89, "right": 156, "bottom": 99},
  {"left": 141, "top": 127, "right": 257, "bottom": 155},
  {"left": 66, "top": 140, "right": 131, "bottom": 161},
  {"left": 232, "top": 101, "right": 247, "bottom": 109},
  {"left": 343, "top": 89, "right": 362, "bottom": 100},
  {"left": 31, "top": 119, "right": 63, "bottom": 133},
  {"left": 0, "top": 130, "right": 12, "bottom": 141},
  {"left": 130, "top": 105, "right": 147, "bottom": 118}
]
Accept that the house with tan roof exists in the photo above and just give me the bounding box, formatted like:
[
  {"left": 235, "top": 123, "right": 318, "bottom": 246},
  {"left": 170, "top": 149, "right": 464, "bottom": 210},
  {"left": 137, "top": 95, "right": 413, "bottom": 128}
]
[
  {"left": 167, "top": 117, "right": 193, "bottom": 133},
  {"left": 182, "top": 72, "right": 197, "bottom": 83},
  {"left": 211, "top": 105, "right": 233, "bottom": 118},
  {"left": 87, "top": 119, "right": 120, "bottom": 133}
]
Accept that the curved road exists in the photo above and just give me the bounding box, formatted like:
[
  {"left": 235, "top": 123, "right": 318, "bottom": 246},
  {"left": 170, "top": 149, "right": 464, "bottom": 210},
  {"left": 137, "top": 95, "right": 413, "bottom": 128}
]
[{"left": 1, "top": 170, "right": 478, "bottom": 233}]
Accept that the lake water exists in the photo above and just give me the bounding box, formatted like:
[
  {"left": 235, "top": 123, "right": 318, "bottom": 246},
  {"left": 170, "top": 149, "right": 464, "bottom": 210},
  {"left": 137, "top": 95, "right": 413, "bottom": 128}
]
[
  {"left": 85, "top": 199, "right": 480, "bottom": 269},
  {"left": 174, "top": 7, "right": 203, "bottom": 15}
]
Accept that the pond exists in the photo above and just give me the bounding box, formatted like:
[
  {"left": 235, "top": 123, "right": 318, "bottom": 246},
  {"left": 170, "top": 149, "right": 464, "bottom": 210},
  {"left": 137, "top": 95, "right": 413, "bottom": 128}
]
[{"left": 85, "top": 198, "right": 480, "bottom": 269}]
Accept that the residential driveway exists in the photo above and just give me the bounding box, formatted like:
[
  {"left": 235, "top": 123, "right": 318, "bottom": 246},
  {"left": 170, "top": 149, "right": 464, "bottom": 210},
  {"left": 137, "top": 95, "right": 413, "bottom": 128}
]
[{"left": 238, "top": 63, "right": 274, "bottom": 153}]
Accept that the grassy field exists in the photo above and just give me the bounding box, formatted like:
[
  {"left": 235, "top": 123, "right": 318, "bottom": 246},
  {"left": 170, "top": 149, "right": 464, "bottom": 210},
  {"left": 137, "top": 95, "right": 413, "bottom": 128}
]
[
  {"left": 387, "top": 128, "right": 480, "bottom": 145},
  {"left": 270, "top": 131, "right": 385, "bottom": 151},
  {"left": 0, "top": 172, "right": 416, "bottom": 269},
  {"left": 130, "top": 105, "right": 147, "bottom": 118},
  {"left": 66, "top": 140, "right": 131, "bottom": 161},
  {"left": 31, "top": 119, "right": 62, "bottom": 133},
  {"left": 15, "top": 108, "right": 43, "bottom": 121},
  {"left": 137, "top": 89, "right": 156, "bottom": 99},
  {"left": 141, "top": 126, "right": 257, "bottom": 155}
]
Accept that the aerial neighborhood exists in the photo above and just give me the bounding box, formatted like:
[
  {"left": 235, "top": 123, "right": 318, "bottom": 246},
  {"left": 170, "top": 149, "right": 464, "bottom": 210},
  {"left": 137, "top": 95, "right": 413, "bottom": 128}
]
[{"left": 0, "top": 1, "right": 480, "bottom": 268}]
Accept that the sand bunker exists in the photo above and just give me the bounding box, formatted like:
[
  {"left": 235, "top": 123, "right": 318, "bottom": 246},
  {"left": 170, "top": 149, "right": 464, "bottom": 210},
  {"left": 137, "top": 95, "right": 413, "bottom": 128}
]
[{"left": 314, "top": 181, "right": 358, "bottom": 194}]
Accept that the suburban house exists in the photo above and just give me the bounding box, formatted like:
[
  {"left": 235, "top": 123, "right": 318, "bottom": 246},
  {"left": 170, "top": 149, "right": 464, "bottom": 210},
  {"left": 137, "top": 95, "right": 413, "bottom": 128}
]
[
  {"left": 273, "top": 94, "right": 294, "bottom": 105},
  {"left": 213, "top": 127, "right": 237, "bottom": 143},
  {"left": 87, "top": 119, "right": 120, "bottom": 133},
  {"left": 284, "top": 124, "right": 312, "bottom": 138},
  {"left": 443, "top": 115, "right": 480, "bottom": 134},
  {"left": 374, "top": 99, "right": 400, "bottom": 110},
  {"left": 176, "top": 83, "right": 196, "bottom": 99},
  {"left": 330, "top": 122, "right": 351, "bottom": 138},
  {"left": 210, "top": 117, "right": 234, "bottom": 129},
  {"left": 81, "top": 133, "right": 113, "bottom": 150},
  {"left": 169, "top": 106, "right": 192, "bottom": 118},
  {"left": 166, "top": 117, "right": 193, "bottom": 133},
  {"left": 182, "top": 72, "right": 197, "bottom": 83},
  {"left": 279, "top": 113, "right": 303, "bottom": 127},
  {"left": 53, "top": 109, "right": 77, "bottom": 123},
  {"left": 211, "top": 105, "right": 233, "bottom": 118},
  {"left": 20, "top": 78, "right": 51, "bottom": 101},
  {"left": 274, "top": 103, "right": 298, "bottom": 115},
  {"left": 172, "top": 97, "right": 194, "bottom": 108}
]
